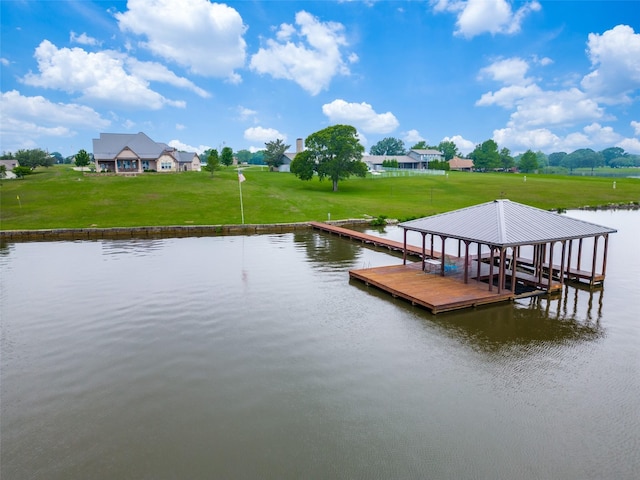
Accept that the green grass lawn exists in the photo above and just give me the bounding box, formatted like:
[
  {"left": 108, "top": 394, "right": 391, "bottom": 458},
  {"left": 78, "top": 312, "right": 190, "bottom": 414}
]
[{"left": 1, "top": 165, "right": 639, "bottom": 230}]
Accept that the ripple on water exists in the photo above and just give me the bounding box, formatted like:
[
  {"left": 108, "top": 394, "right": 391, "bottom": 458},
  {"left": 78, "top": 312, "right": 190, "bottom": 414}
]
[{"left": 1, "top": 217, "right": 639, "bottom": 480}]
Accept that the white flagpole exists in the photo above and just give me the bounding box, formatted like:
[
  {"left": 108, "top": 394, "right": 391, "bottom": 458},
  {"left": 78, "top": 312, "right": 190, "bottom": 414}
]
[{"left": 238, "top": 169, "right": 245, "bottom": 224}]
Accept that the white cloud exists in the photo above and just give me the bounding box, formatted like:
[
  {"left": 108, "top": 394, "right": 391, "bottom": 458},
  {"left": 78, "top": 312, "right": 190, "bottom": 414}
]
[
  {"left": 0, "top": 90, "right": 110, "bottom": 151},
  {"left": 126, "top": 57, "right": 210, "bottom": 98},
  {"left": 176, "top": 123, "right": 186, "bottom": 131},
  {"left": 167, "top": 140, "right": 211, "bottom": 155},
  {"left": 581, "top": 25, "right": 640, "bottom": 104},
  {"left": 476, "top": 57, "right": 542, "bottom": 108},
  {"left": 582, "top": 122, "right": 621, "bottom": 144},
  {"left": 617, "top": 137, "right": 640, "bottom": 154},
  {"left": 70, "top": 31, "right": 100, "bottom": 46},
  {"left": 402, "top": 129, "right": 424, "bottom": 144},
  {"left": 478, "top": 57, "right": 531, "bottom": 85},
  {"left": 631, "top": 120, "right": 640, "bottom": 136},
  {"left": 476, "top": 84, "right": 541, "bottom": 109},
  {"left": 249, "top": 11, "right": 355, "bottom": 95},
  {"left": 1, "top": 89, "right": 109, "bottom": 128},
  {"left": 476, "top": 57, "right": 605, "bottom": 129},
  {"left": 322, "top": 99, "right": 399, "bottom": 134},
  {"left": 537, "top": 56, "right": 553, "bottom": 67},
  {"left": 115, "top": 0, "right": 246, "bottom": 81},
  {"left": 507, "top": 88, "right": 605, "bottom": 128},
  {"left": 236, "top": 106, "right": 258, "bottom": 122},
  {"left": 441, "top": 135, "right": 476, "bottom": 155},
  {"left": 357, "top": 131, "right": 368, "bottom": 147},
  {"left": 493, "top": 127, "right": 562, "bottom": 152},
  {"left": 244, "top": 126, "right": 287, "bottom": 143},
  {"left": 492, "top": 122, "right": 628, "bottom": 154},
  {"left": 0, "top": 57, "right": 9, "bottom": 66},
  {"left": 22, "top": 40, "right": 204, "bottom": 108},
  {"left": 433, "top": 0, "right": 541, "bottom": 39}
]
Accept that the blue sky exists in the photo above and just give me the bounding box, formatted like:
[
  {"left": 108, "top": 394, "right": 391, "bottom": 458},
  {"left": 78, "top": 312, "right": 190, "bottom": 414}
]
[{"left": 1, "top": 0, "right": 639, "bottom": 158}]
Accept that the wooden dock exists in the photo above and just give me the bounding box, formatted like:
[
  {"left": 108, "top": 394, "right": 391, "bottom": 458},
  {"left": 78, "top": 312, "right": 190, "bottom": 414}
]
[
  {"left": 308, "top": 221, "right": 436, "bottom": 258},
  {"left": 310, "top": 221, "right": 557, "bottom": 314},
  {"left": 350, "top": 263, "right": 515, "bottom": 314}
]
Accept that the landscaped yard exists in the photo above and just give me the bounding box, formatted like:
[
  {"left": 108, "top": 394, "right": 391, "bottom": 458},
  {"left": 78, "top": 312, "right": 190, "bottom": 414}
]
[{"left": 1, "top": 165, "right": 638, "bottom": 230}]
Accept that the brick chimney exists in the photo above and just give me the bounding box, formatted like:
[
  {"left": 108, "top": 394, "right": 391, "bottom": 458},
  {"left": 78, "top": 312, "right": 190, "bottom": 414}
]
[{"left": 296, "top": 138, "right": 304, "bottom": 153}]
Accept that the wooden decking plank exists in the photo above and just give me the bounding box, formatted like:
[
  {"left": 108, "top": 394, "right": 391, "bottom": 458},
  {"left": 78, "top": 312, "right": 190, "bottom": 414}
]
[
  {"left": 350, "top": 263, "right": 514, "bottom": 314},
  {"left": 309, "top": 221, "right": 440, "bottom": 258}
]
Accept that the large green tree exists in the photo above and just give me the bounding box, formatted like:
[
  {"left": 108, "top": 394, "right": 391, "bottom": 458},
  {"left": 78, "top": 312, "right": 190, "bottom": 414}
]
[
  {"left": 437, "top": 140, "right": 459, "bottom": 161},
  {"left": 410, "top": 141, "right": 436, "bottom": 150},
  {"left": 499, "top": 147, "right": 515, "bottom": 170},
  {"left": 220, "top": 146, "right": 234, "bottom": 167},
  {"left": 263, "top": 138, "right": 290, "bottom": 170},
  {"left": 563, "top": 148, "right": 604, "bottom": 173},
  {"left": 290, "top": 124, "right": 367, "bottom": 192},
  {"left": 370, "top": 137, "right": 406, "bottom": 155},
  {"left": 15, "top": 148, "right": 53, "bottom": 169},
  {"left": 249, "top": 151, "right": 264, "bottom": 165},
  {"left": 518, "top": 150, "right": 539, "bottom": 173},
  {"left": 235, "top": 149, "right": 252, "bottom": 164},
  {"left": 75, "top": 149, "right": 91, "bottom": 169},
  {"left": 470, "top": 140, "right": 501, "bottom": 171},
  {"left": 600, "top": 147, "right": 625, "bottom": 166},
  {"left": 535, "top": 151, "right": 548, "bottom": 169},
  {"left": 50, "top": 151, "right": 64, "bottom": 164},
  {"left": 203, "top": 149, "right": 219, "bottom": 175},
  {"left": 548, "top": 151, "right": 567, "bottom": 167}
]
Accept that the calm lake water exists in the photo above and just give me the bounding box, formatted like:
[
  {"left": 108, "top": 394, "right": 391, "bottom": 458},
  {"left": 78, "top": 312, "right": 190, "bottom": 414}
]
[{"left": 1, "top": 210, "right": 639, "bottom": 479}]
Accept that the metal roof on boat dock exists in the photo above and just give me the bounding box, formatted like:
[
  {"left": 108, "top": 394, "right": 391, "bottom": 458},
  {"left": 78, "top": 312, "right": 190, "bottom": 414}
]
[{"left": 399, "top": 199, "right": 617, "bottom": 246}]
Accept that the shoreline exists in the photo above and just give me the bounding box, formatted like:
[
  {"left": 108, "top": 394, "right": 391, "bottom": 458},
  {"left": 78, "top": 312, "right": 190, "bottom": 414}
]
[
  {"left": 1, "top": 202, "right": 637, "bottom": 242},
  {"left": 0, "top": 219, "right": 373, "bottom": 242}
]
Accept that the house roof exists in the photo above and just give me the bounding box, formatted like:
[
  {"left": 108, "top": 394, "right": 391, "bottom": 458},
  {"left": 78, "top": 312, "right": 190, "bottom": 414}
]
[
  {"left": 411, "top": 149, "right": 442, "bottom": 155},
  {"left": 363, "top": 154, "right": 407, "bottom": 164},
  {"left": 448, "top": 156, "right": 474, "bottom": 169},
  {"left": 399, "top": 199, "right": 616, "bottom": 247},
  {"left": 93, "top": 132, "right": 198, "bottom": 162},
  {"left": 175, "top": 151, "right": 199, "bottom": 163}
]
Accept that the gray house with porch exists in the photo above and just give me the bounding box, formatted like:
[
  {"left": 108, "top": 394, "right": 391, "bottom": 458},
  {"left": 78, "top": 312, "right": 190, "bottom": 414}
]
[{"left": 93, "top": 132, "right": 200, "bottom": 174}]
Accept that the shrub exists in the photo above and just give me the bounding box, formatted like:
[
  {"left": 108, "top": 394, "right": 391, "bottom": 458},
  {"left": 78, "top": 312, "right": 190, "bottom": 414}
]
[
  {"left": 13, "top": 166, "right": 32, "bottom": 178},
  {"left": 370, "top": 215, "right": 387, "bottom": 227}
]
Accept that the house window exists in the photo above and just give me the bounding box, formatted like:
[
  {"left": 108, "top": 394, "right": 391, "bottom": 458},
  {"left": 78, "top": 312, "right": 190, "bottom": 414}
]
[
  {"left": 142, "top": 161, "right": 150, "bottom": 170},
  {"left": 161, "top": 161, "right": 172, "bottom": 170}
]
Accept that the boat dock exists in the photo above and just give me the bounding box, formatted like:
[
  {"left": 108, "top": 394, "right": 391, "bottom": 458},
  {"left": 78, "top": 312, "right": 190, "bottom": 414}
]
[
  {"left": 349, "top": 262, "right": 515, "bottom": 314},
  {"left": 310, "top": 221, "right": 563, "bottom": 314}
]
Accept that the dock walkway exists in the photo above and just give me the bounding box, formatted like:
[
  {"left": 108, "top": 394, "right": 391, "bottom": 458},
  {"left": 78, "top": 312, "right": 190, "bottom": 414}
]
[{"left": 308, "top": 221, "right": 437, "bottom": 258}]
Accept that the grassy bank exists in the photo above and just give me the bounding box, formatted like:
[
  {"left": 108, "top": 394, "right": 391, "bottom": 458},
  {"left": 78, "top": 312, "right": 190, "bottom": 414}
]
[{"left": 1, "top": 165, "right": 639, "bottom": 230}]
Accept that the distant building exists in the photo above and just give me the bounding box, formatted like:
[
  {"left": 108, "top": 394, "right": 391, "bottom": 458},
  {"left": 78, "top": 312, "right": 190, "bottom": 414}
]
[
  {"left": 277, "top": 139, "right": 444, "bottom": 172},
  {"left": 0, "top": 158, "right": 19, "bottom": 170},
  {"left": 93, "top": 132, "right": 200, "bottom": 173},
  {"left": 279, "top": 138, "right": 305, "bottom": 172},
  {"left": 448, "top": 156, "right": 474, "bottom": 171},
  {"left": 0, "top": 158, "right": 19, "bottom": 179},
  {"left": 364, "top": 149, "right": 444, "bottom": 171}
]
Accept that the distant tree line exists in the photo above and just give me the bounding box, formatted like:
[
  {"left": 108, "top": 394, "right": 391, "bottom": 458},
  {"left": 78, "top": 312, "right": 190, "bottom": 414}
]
[
  {"left": 364, "top": 136, "right": 639, "bottom": 174},
  {"left": 4, "top": 135, "right": 639, "bottom": 180}
]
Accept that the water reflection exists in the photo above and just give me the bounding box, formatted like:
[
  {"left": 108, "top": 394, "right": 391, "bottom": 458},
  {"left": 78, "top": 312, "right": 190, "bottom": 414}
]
[
  {"left": 100, "top": 238, "right": 165, "bottom": 258},
  {"left": 0, "top": 240, "right": 14, "bottom": 257},
  {"left": 293, "top": 230, "right": 363, "bottom": 270},
  {"left": 350, "top": 279, "right": 603, "bottom": 356},
  {"left": 2, "top": 211, "right": 638, "bottom": 480}
]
